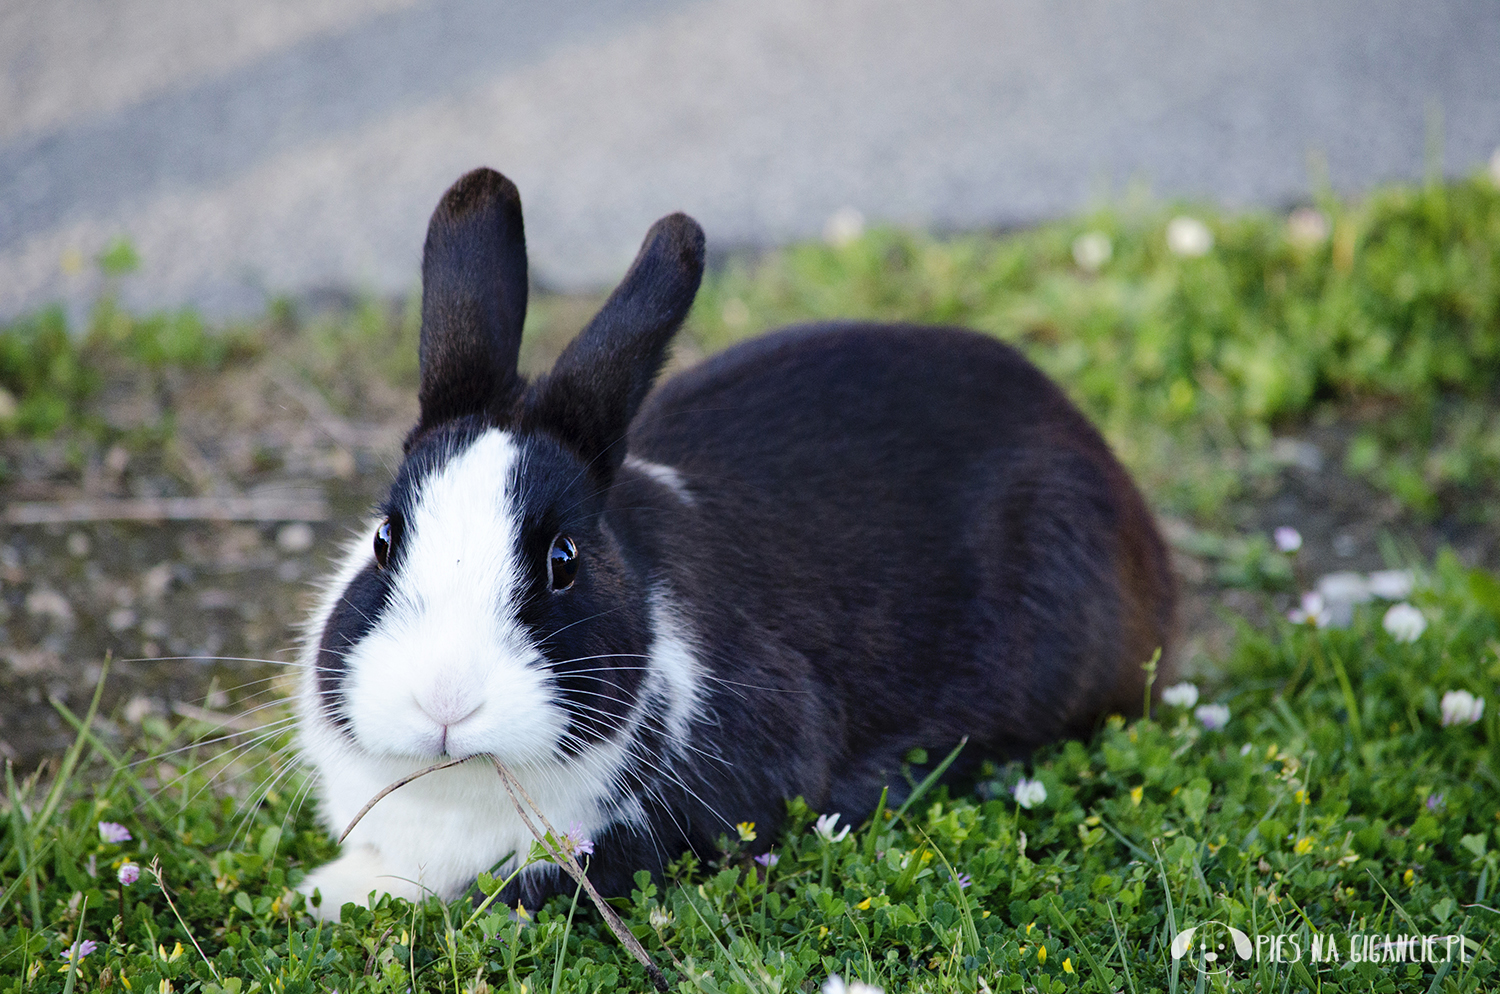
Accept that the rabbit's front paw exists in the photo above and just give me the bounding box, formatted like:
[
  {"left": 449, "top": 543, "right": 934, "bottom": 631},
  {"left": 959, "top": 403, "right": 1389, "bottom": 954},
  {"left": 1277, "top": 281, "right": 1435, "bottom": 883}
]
[{"left": 300, "top": 845, "right": 424, "bottom": 920}]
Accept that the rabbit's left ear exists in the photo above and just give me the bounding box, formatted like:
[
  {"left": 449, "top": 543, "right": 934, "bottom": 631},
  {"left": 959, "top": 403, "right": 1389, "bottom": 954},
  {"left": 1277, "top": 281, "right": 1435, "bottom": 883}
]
[{"left": 524, "top": 212, "right": 705, "bottom": 476}]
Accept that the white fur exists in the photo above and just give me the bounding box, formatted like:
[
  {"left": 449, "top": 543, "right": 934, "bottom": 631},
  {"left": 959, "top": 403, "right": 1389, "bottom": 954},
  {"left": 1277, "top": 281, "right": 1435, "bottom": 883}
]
[
  {"left": 340, "top": 431, "right": 561, "bottom": 763},
  {"left": 295, "top": 428, "right": 708, "bottom": 918},
  {"left": 624, "top": 455, "right": 694, "bottom": 505}
]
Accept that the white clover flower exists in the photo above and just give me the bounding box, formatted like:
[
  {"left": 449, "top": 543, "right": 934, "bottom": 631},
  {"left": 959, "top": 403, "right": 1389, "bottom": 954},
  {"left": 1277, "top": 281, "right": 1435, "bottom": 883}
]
[
  {"left": 1288, "top": 591, "right": 1331, "bottom": 627},
  {"left": 1071, "top": 231, "right": 1112, "bottom": 272},
  {"left": 814, "top": 813, "right": 851, "bottom": 843},
  {"left": 822, "top": 975, "right": 884, "bottom": 994},
  {"left": 823, "top": 207, "right": 865, "bottom": 248},
  {"left": 1012, "top": 777, "right": 1047, "bottom": 809},
  {"left": 1440, "top": 690, "right": 1485, "bottom": 727},
  {"left": 1195, "top": 703, "right": 1231, "bottom": 730},
  {"left": 1317, "top": 570, "right": 1373, "bottom": 609},
  {"left": 1367, "top": 569, "right": 1415, "bottom": 601},
  {"left": 1309, "top": 571, "right": 1371, "bottom": 628},
  {"left": 1161, "top": 682, "right": 1200, "bottom": 709},
  {"left": 1382, "top": 602, "right": 1426, "bottom": 643},
  {"left": 1286, "top": 207, "right": 1330, "bottom": 246},
  {"left": 1166, "top": 216, "right": 1213, "bottom": 257},
  {"left": 1272, "top": 526, "right": 1302, "bottom": 553}
]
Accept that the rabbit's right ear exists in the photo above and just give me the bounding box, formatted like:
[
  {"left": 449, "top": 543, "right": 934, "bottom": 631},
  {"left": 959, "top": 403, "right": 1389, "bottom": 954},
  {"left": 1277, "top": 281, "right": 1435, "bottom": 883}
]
[
  {"left": 411, "top": 168, "right": 529, "bottom": 441},
  {"left": 522, "top": 213, "right": 704, "bottom": 478}
]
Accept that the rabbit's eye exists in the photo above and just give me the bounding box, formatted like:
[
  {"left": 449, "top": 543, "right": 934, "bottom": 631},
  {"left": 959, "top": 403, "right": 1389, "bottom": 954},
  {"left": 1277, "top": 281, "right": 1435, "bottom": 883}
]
[
  {"left": 549, "top": 534, "right": 579, "bottom": 591},
  {"left": 373, "top": 518, "right": 393, "bottom": 569}
]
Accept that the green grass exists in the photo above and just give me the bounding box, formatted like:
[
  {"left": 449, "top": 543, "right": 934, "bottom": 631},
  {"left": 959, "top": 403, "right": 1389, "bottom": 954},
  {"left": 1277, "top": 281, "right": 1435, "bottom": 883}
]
[
  {"left": 3, "top": 554, "right": 1498, "bottom": 992},
  {"left": 5, "top": 173, "right": 1500, "bottom": 991}
]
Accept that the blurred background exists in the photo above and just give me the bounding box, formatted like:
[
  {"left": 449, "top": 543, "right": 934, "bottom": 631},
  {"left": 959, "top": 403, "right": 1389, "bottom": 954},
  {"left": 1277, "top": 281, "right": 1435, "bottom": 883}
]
[{"left": 3, "top": 0, "right": 1498, "bottom": 320}]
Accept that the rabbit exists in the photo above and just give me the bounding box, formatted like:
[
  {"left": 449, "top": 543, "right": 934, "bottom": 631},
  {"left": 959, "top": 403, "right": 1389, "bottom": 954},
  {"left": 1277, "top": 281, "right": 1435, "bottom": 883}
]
[{"left": 295, "top": 167, "right": 1176, "bottom": 919}]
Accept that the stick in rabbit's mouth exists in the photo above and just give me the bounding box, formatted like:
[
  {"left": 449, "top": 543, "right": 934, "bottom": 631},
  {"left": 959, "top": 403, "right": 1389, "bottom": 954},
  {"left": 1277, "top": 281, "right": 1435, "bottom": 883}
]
[{"left": 337, "top": 755, "right": 670, "bottom": 993}]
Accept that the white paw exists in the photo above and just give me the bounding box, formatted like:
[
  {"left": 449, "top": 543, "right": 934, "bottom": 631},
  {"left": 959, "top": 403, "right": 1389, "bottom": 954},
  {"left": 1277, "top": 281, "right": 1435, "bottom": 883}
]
[{"left": 299, "top": 845, "right": 429, "bottom": 920}]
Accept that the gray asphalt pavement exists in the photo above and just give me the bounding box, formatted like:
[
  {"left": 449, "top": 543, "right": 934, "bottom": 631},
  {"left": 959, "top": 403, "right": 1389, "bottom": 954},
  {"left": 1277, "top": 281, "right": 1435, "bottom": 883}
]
[{"left": 3, "top": 0, "right": 1498, "bottom": 321}]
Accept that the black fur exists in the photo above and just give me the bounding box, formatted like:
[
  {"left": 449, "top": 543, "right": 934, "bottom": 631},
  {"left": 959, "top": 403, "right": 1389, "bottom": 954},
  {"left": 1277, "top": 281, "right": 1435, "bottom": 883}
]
[
  {"left": 412, "top": 168, "right": 529, "bottom": 442},
  {"left": 522, "top": 212, "right": 705, "bottom": 477},
  {"left": 319, "top": 168, "right": 1176, "bottom": 908}
]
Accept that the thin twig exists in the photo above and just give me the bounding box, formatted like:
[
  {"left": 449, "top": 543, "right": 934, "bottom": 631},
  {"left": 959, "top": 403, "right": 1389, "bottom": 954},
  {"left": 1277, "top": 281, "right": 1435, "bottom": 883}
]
[
  {"left": 149, "top": 857, "right": 221, "bottom": 981},
  {"left": 364, "top": 924, "right": 396, "bottom": 976},
  {"left": 337, "top": 757, "right": 472, "bottom": 844},
  {"left": 333, "top": 754, "right": 669, "bottom": 992},
  {"left": 490, "top": 758, "right": 669, "bottom": 993}
]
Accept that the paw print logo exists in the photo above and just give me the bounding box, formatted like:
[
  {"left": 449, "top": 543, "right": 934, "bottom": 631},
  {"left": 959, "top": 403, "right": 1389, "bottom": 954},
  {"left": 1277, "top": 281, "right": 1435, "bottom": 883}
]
[{"left": 1171, "top": 920, "right": 1253, "bottom": 976}]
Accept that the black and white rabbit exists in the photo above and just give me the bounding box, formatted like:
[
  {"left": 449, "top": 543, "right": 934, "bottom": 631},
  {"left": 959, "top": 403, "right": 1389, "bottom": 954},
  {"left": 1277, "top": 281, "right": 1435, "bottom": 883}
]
[{"left": 296, "top": 168, "right": 1175, "bottom": 917}]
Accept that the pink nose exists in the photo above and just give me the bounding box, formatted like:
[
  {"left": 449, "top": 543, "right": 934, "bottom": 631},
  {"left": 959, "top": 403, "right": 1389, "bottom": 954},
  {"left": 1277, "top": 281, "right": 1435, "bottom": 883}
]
[{"left": 417, "top": 696, "right": 481, "bottom": 728}]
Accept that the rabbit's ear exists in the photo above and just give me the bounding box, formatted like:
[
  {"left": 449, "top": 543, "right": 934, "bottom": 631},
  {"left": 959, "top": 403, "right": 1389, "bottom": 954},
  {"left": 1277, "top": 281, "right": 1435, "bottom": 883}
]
[
  {"left": 525, "top": 212, "right": 704, "bottom": 475},
  {"left": 413, "top": 168, "right": 529, "bottom": 440}
]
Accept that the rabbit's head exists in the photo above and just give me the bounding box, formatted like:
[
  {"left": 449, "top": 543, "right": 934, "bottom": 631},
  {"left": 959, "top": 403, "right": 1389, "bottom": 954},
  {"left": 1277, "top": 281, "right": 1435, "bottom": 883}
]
[{"left": 303, "top": 168, "right": 704, "bottom": 769}]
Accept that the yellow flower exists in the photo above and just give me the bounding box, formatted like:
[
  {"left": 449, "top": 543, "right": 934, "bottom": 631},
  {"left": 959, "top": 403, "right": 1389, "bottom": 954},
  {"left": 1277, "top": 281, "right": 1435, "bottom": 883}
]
[
  {"left": 736, "top": 822, "right": 757, "bottom": 842},
  {"left": 1026, "top": 921, "right": 1035, "bottom": 935},
  {"left": 856, "top": 897, "right": 872, "bottom": 910},
  {"left": 1130, "top": 786, "right": 1144, "bottom": 806},
  {"left": 1294, "top": 789, "right": 1307, "bottom": 805},
  {"left": 1293, "top": 837, "right": 1314, "bottom": 856},
  {"left": 1403, "top": 868, "right": 1415, "bottom": 886},
  {"left": 1063, "top": 957, "right": 1074, "bottom": 974},
  {"left": 818, "top": 925, "right": 829, "bottom": 939},
  {"left": 1038, "top": 945, "right": 1047, "bottom": 964}
]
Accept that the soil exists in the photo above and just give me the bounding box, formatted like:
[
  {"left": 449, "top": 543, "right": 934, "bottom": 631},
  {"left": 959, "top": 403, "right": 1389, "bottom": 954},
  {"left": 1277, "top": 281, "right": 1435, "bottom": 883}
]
[{"left": 3, "top": 326, "right": 1498, "bottom": 769}]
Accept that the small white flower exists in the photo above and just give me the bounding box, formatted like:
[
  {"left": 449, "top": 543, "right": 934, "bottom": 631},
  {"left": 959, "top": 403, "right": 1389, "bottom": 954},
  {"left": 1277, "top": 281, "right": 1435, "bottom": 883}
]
[
  {"left": 1240, "top": 743, "right": 1254, "bottom": 756},
  {"left": 1195, "top": 703, "right": 1231, "bottom": 730},
  {"left": 823, "top": 207, "right": 865, "bottom": 248},
  {"left": 814, "top": 813, "right": 851, "bottom": 843},
  {"left": 648, "top": 906, "right": 674, "bottom": 930},
  {"left": 1286, "top": 207, "right": 1330, "bottom": 246},
  {"left": 1367, "top": 569, "right": 1415, "bottom": 601},
  {"left": 1272, "top": 526, "right": 1302, "bottom": 553},
  {"left": 1288, "top": 591, "right": 1331, "bottom": 627},
  {"left": 1166, "top": 216, "right": 1213, "bottom": 257},
  {"left": 1311, "top": 571, "right": 1370, "bottom": 628},
  {"left": 1071, "top": 231, "right": 1112, "bottom": 272},
  {"left": 1161, "top": 682, "right": 1200, "bottom": 709},
  {"left": 822, "top": 976, "right": 884, "bottom": 994},
  {"left": 1317, "top": 571, "right": 1372, "bottom": 605},
  {"left": 1440, "top": 690, "right": 1485, "bottom": 727},
  {"left": 1382, "top": 602, "right": 1426, "bottom": 643},
  {"left": 1012, "top": 777, "right": 1047, "bottom": 809}
]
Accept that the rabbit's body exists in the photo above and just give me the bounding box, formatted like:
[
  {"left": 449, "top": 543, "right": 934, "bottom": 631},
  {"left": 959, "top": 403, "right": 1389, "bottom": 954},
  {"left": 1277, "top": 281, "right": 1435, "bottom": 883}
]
[{"left": 297, "top": 169, "right": 1174, "bottom": 918}]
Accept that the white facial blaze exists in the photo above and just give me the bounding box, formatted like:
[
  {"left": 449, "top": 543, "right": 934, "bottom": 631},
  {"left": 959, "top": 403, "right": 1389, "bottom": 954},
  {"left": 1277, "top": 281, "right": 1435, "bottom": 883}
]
[
  {"left": 341, "top": 430, "right": 565, "bottom": 763},
  {"left": 294, "top": 428, "right": 711, "bottom": 916}
]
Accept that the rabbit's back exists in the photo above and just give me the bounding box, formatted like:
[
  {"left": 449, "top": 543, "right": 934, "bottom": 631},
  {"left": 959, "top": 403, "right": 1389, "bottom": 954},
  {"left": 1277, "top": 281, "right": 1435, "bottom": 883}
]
[{"left": 624, "top": 323, "right": 1174, "bottom": 804}]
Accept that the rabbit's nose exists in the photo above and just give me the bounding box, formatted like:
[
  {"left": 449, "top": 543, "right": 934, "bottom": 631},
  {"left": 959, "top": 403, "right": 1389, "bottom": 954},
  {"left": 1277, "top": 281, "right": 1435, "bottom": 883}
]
[{"left": 416, "top": 693, "right": 481, "bottom": 729}]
